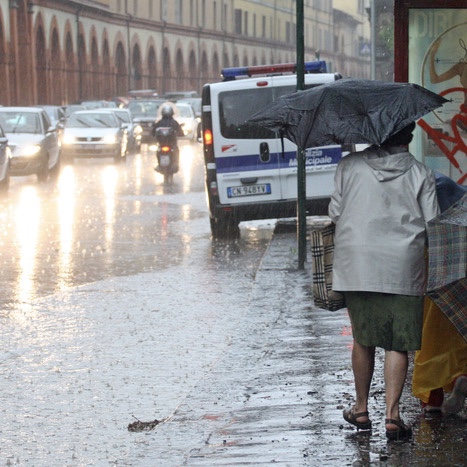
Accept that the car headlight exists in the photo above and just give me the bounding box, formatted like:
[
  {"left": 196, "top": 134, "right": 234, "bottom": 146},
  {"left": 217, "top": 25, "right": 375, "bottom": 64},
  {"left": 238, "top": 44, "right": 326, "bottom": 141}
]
[
  {"left": 103, "top": 134, "right": 117, "bottom": 144},
  {"left": 21, "top": 145, "right": 41, "bottom": 156},
  {"left": 62, "top": 135, "right": 76, "bottom": 145}
]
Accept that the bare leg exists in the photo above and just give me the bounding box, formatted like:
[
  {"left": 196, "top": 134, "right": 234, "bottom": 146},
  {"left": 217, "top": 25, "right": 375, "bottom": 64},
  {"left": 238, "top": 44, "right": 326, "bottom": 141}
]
[
  {"left": 384, "top": 350, "right": 408, "bottom": 426},
  {"left": 351, "top": 340, "right": 375, "bottom": 422}
]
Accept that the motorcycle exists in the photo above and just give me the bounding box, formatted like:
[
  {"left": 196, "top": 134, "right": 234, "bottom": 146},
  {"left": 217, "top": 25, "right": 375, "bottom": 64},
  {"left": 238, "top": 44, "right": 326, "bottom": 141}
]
[{"left": 152, "top": 126, "right": 179, "bottom": 184}]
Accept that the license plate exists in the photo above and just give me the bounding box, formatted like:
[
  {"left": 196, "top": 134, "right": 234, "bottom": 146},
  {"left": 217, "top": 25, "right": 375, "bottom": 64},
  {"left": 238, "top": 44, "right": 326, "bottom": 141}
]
[
  {"left": 160, "top": 154, "right": 170, "bottom": 167},
  {"left": 80, "top": 144, "right": 97, "bottom": 150},
  {"left": 227, "top": 183, "right": 271, "bottom": 198}
]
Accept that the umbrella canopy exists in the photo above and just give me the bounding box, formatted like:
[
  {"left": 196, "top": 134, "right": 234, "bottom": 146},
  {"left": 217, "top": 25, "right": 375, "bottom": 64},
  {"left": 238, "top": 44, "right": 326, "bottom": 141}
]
[
  {"left": 248, "top": 78, "right": 449, "bottom": 148},
  {"left": 427, "top": 192, "right": 467, "bottom": 343}
]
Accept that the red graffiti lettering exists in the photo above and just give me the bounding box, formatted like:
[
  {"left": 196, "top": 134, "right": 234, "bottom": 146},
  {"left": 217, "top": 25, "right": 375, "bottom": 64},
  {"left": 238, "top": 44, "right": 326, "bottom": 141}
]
[{"left": 418, "top": 87, "right": 467, "bottom": 184}]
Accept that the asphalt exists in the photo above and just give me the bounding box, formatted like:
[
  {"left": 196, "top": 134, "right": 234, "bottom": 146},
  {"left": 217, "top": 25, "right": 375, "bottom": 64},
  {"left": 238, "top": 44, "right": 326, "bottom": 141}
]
[{"left": 145, "top": 220, "right": 467, "bottom": 466}]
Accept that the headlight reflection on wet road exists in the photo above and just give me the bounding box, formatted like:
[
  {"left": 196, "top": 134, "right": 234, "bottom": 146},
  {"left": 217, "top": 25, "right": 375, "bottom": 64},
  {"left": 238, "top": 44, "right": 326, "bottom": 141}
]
[
  {"left": 57, "top": 166, "right": 76, "bottom": 289},
  {"left": 15, "top": 186, "right": 40, "bottom": 312}
]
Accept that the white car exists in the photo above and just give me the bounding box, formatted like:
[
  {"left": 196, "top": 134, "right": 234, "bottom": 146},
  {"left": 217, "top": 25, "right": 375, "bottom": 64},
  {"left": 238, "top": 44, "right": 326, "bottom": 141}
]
[
  {"left": 61, "top": 110, "right": 128, "bottom": 164},
  {"left": 0, "top": 107, "right": 61, "bottom": 182},
  {"left": 0, "top": 124, "right": 11, "bottom": 192},
  {"left": 174, "top": 102, "right": 199, "bottom": 140},
  {"left": 156, "top": 102, "right": 199, "bottom": 141}
]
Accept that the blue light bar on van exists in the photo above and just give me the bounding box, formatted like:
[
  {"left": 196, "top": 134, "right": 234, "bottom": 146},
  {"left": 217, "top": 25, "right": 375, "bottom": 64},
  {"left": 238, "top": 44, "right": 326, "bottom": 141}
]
[{"left": 221, "top": 61, "right": 327, "bottom": 80}]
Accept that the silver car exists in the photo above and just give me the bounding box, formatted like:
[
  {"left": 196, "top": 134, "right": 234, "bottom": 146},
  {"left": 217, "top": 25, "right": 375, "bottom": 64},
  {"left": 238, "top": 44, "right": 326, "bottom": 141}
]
[
  {"left": 0, "top": 124, "right": 11, "bottom": 193},
  {"left": 106, "top": 108, "right": 143, "bottom": 154},
  {"left": 61, "top": 110, "right": 128, "bottom": 164},
  {"left": 0, "top": 107, "right": 61, "bottom": 182}
]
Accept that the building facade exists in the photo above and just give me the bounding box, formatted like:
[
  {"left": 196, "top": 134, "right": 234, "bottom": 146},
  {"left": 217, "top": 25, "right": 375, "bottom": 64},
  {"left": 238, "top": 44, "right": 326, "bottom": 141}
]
[{"left": 0, "top": 0, "right": 372, "bottom": 106}]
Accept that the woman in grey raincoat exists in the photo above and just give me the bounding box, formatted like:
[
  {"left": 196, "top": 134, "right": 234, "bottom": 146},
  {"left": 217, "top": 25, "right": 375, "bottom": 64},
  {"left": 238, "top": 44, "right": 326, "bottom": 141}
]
[{"left": 329, "top": 123, "right": 440, "bottom": 440}]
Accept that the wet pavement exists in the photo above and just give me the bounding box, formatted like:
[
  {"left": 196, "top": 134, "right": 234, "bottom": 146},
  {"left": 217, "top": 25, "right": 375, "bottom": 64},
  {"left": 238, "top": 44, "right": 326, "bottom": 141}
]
[
  {"left": 145, "top": 223, "right": 467, "bottom": 466},
  {"left": 1, "top": 215, "right": 466, "bottom": 465}
]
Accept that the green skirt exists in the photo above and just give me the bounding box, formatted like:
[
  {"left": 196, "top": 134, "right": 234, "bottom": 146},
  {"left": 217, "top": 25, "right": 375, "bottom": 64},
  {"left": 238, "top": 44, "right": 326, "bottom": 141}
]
[{"left": 345, "top": 292, "right": 424, "bottom": 351}]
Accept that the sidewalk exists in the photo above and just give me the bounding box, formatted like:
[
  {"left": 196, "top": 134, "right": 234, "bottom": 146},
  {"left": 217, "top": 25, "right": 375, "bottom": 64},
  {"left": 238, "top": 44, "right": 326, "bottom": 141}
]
[{"left": 149, "top": 223, "right": 466, "bottom": 466}]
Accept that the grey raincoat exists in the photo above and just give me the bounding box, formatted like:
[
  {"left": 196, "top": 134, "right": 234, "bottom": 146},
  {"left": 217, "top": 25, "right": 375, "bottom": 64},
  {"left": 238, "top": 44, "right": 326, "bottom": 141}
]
[{"left": 328, "top": 145, "right": 439, "bottom": 296}]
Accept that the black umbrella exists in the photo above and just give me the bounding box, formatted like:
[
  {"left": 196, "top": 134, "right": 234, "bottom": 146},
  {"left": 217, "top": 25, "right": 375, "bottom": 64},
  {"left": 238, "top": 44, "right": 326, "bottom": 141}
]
[{"left": 248, "top": 78, "right": 449, "bottom": 148}]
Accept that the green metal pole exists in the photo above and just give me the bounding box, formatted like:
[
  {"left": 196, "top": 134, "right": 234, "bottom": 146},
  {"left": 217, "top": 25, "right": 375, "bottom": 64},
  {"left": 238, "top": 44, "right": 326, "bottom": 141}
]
[{"left": 296, "top": 0, "right": 306, "bottom": 270}]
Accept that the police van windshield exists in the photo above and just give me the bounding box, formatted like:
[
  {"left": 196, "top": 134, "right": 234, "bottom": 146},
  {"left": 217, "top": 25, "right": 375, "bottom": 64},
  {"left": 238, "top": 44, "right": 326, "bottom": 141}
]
[{"left": 219, "top": 85, "right": 297, "bottom": 139}]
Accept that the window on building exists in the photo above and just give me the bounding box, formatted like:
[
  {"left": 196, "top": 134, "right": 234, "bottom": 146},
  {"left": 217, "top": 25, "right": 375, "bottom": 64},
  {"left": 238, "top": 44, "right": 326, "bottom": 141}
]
[
  {"left": 286, "top": 22, "right": 296, "bottom": 44},
  {"left": 262, "top": 15, "right": 266, "bottom": 38},
  {"left": 244, "top": 11, "right": 248, "bottom": 36},
  {"left": 133, "top": 0, "right": 138, "bottom": 16},
  {"left": 213, "top": 2, "right": 217, "bottom": 30},
  {"left": 202, "top": 0, "right": 206, "bottom": 27},
  {"left": 175, "top": 0, "right": 183, "bottom": 24},
  {"left": 253, "top": 13, "right": 256, "bottom": 37},
  {"left": 190, "top": 0, "right": 194, "bottom": 26},
  {"left": 223, "top": 4, "right": 228, "bottom": 31},
  {"left": 235, "top": 9, "right": 242, "bottom": 35},
  {"left": 162, "top": 0, "right": 168, "bottom": 21}
]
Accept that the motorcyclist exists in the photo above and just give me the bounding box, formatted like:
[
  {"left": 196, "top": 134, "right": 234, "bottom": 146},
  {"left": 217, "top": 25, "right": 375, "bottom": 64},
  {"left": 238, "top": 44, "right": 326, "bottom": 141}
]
[{"left": 152, "top": 104, "right": 184, "bottom": 171}]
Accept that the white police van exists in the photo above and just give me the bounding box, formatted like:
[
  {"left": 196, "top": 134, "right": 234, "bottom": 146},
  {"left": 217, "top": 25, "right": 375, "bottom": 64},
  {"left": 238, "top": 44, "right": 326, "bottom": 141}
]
[{"left": 201, "top": 61, "right": 343, "bottom": 238}]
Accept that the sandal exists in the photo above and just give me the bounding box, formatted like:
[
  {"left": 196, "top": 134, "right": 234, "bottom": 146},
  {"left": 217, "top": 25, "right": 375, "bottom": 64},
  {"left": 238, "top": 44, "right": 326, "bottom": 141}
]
[
  {"left": 385, "top": 418, "right": 412, "bottom": 441},
  {"left": 343, "top": 407, "right": 372, "bottom": 430}
]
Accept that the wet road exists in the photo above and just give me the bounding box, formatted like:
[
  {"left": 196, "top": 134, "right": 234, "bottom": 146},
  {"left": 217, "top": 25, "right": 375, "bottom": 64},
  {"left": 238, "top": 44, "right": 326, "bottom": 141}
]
[
  {"left": 0, "top": 142, "right": 270, "bottom": 310},
  {"left": 0, "top": 141, "right": 274, "bottom": 464}
]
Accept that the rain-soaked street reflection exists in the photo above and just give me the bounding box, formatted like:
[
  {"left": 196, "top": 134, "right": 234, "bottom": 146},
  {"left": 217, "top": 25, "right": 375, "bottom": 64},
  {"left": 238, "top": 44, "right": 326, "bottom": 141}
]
[{"left": 0, "top": 141, "right": 271, "bottom": 312}]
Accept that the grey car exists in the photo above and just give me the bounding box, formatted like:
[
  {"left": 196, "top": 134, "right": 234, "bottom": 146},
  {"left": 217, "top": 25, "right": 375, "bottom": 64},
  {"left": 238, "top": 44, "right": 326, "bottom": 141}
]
[
  {"left": 127, "top": 99, "right": 165, "bottom": 143},
  {"left": 60, "top": 109, "right": 128, "bottom": 164},
  {"left": 0, "top": 107, "right": 61, "bottom": 182}
]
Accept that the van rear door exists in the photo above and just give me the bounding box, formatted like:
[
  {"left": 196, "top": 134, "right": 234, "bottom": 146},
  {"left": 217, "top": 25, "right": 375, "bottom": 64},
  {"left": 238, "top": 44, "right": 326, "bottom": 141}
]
[{"left": 211, "top": 76, "right": 297, "bottom": 206}]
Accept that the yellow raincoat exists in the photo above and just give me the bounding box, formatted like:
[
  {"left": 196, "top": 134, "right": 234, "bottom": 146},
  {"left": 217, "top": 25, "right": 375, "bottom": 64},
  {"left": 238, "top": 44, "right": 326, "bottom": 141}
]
[{"left": 412, "top": 298, "right": 467, "bottom": 403}]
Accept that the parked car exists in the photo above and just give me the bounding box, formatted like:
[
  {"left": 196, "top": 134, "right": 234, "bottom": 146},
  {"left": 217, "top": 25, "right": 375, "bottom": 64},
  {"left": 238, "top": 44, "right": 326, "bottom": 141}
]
[
  {"left": 0, "top": 106, "right": 61, "bottom": 182},
  {"left": 60, "top": 109, "right": 128, "bottom": 164},
  {"left": 0, "top": 123, "right": 11, "bottom": 193},
  {"left": 106, "top": 108, "right": 142, "bottom": 154},
  {"left": 127, "top": 98, "right": 165, "bottom": 143}
]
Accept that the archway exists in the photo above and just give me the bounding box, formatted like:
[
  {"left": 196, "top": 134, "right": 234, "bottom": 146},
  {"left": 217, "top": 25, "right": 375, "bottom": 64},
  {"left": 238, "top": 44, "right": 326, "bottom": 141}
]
[
  {"left": 212, "top": 52, "right": 220, "bottom": 83},
  {"left": 0, "top": 19, "right": 8, "bottom": 104},
  {"left": 35, "top": 25, "right": 47, "bottom": 103},
  {"left": 188, "top": 50, "right": 197, "bottom": 89},
  {"left": 50, "top": 28, "right": 62, "bottom": 104},
  {"left": 65, "top": 32, "right": 76, "bottom": 103},
  {"left": 91, "top": 37, "right": 100, "bottom": 98},
  {"left": 102, "top": 39, "right": 112, "bottom": 97},
  {"left": 131, "top": 43, "right": 142, "bottom": 90},
  {"left": 175, "top": 49, "right": 183, "bottom": 90},
  {"left": 200, "top": 51, "right": 208, "bottom": 90},
  {"left": 78, "top": 32, "right": 86, "bottom": 101},
  {"left": 115, "top": 42, "right": 127, "bottom": 95},
  {"left": 147, "top": 46, "right": 157, "bottom": 91},
  {"left": 162, "top": 46, "right": 171, "bottom": 94}
]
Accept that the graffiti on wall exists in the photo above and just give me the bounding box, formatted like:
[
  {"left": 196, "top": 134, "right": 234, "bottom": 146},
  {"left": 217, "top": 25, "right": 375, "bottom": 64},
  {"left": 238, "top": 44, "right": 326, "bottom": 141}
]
[{"left": 409, "top": 9, "right": 467, "bottom": 184}]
